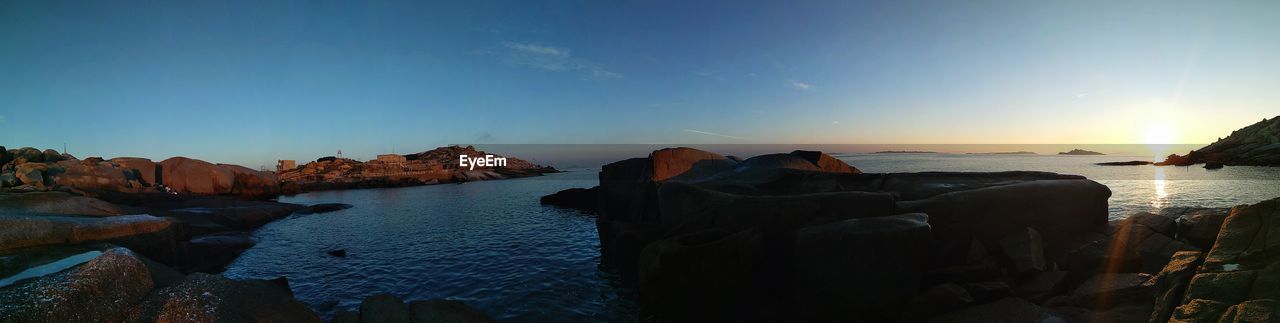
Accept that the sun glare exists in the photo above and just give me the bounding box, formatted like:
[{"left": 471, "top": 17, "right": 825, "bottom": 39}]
[{"left": 1141, "top": 122, "right": 1177, "bottom": 144}]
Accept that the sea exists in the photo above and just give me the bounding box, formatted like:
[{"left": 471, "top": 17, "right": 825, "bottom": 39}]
[{"left": 222, "top": 153, "right": 1280, "bottom": 322}]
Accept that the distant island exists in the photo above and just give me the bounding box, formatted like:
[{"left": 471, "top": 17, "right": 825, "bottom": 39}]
[
  {"left": 1096, "top": 160, "right": 1153, "bottom": 166},
  {"left": 967, "top": 151, "right": 1038, "bottom": 155},
  {"left": 1058, "top": 149, "right": 1105, "bottom": 155},
  {"left": 278, "top": 145, "right": 557, "bottom": 193},
  {"left": 1158, "top": 115, "right": 1280, "bottom": 167},
  {"left": 874, "top": 150, "right": 937, "bottom": 154}
]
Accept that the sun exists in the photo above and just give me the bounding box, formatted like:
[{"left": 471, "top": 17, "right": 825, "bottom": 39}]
[{"left": 1141, "top": 122, "right": 1177, "bottom": 144}]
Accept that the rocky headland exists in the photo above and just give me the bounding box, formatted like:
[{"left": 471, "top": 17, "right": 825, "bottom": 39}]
[
  {"left": 279, "top": 145, "right": 557, "bottom": 194},
  {"left": 543, "top": 147, "right": 1280, "bottom": 322},
  {"left": 1159, "top": 116, "right": 1280, "bottom": 167},
  {"left": 0, "top": 146, "right": 498, "bottom": 322}
]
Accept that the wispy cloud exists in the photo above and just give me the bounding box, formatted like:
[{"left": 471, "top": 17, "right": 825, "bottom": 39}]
[
  {"left": 1075, "top": 93, "right": 1090, "bottom": 99},
  {"left": 683, "top": 129, "right": 749, "bottom": 140},
  {"left": 787, "top": 79, "right": 812, "bottom": 90},
  {"left": 497, "top": 41, "right": 621, "bottom": 80}
]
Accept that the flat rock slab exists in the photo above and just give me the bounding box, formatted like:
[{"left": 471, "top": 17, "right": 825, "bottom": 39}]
[
  {"left": 0, "top": 214, "right": 175, "bottom": 252},
  {"left": 0, "top": 192, "right": 125, "bottom": 216}
]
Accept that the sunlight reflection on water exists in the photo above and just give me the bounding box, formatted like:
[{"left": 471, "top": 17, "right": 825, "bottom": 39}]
[{"left": 1152, "top": 167, "right": 1168, "bottom": 208}]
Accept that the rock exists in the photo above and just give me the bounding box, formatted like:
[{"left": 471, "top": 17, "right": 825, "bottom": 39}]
[
  {"left": 996, "top": 227, "right": 1046, "bottom": 276},
  {"left": 900, "top": 283, "right": 975, "bottom": 323},
  {"left": 221, "top": 163, "right": 280, "bottom": 198},
  {"left": 926, "top": 298, "right": 1056, "bottom": 323},
  {"left": 1013, "top": 271, "right": 1069, "bottom": 302},
  {"left": 1069, "top": 273, "right": 1154, "bottom": 310},
  {"left": 10, "top": 147, "right": 44, "bottom": 164},
  {"left": 0, "top": 172, "right": 17, "bottom": 187},
  {"left": 539, "top": 187, "right": 599, "bottom": 213},
  {"left": 923, "top": 264, "right": 1003, "bottom": 286},
  {"left": 962, "top": 281, "right": 1013, "bottom": 303},
  {"left": 790, "top": 213, "right": 932, "bottom": 321},
  {"left": 897, "top": 179, "right": 1111, "bottom": 266},
  {"left": 332, "top": 309, "right": 360, "bottom": 323},
  {"left": 637, "top": 229, "right": 765, "bottom": 321},
  {"left": 183, "top": 232, "right": 257, "bottom": 273},
  {"left": 789, "top": 150, "right": 861, "bottom": 173},
  {"left": 408, "top": 299, "right": 500, "bottom": 323},
  {"left": 1159, "top": 116, "right": 1280, "bottom": 166},
  {"left": 159, "top": 157, "right": 235, "bottom": 195},
  {"left": 1204, "top": 162, "right": 1225, "bottom": 169},
  {"left": 129, "top": 273, "right": 320, "bottom": 322},
  {"left": 1170, "top": 208, "right": 1231, "bottom": 250},
  {"left": 328, "top": 249, "right": 347, "bottom": 257},
  {"left": 1095, "top": 160, "right": 1154, "bottom": 166},
  {"left": 1145, "top": 251, "right": 1205, "bottom": 323},
  {"left": 109, "top": 157, "right": 158, "bottom": 186},
  {"left": 0, "top": 213, "right": 176, "bottom": 253},
  {"left": 1170, "top": 299, "right": 1230, "bottom": 323},
  {"left": 0, "top": 145, "right": 10, "bottom": 166},
  {"left": 294, "top": 203, "right": 353, "bottom": 215},
  {"left": 1218, "top": 299, "right": 1280, "bottom": 322},
  {"left": 14, "top": 162, "right": 48, "bottom": 189},
  {"left": 1058, "top": 149, "right": 1105, "bottom": 155},
  {"left": 0, "top": 192, "right": 126, "bottom": 216},
  {"left": 359, "top": 294, "right": 411, "bottom": 323},
  {"left": 49, "top": 159, "right": 150, "bottom": 193},
  {"left": 656, "top": 181, "right": 896, "bottom": 237},
  {"left": 1107, "top": 213, "right": 1198, "bottom": 274},
  {"left": 1183, "top": 270, "right": 1257, "bottom": 305},
  {"left": 0, "top": 248, "right": 154, "bottom": 322},
  {"left": 160, "top": 199, "right": 303, "bottom": 232},
  {"left": 41, "top": 149, "right": 65, "bottom": 162},
  {"left": 650, "top": 147, "right": 732, "bottom": 181}
]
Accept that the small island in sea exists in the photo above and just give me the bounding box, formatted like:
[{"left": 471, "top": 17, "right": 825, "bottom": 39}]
[
  {"left": 1057, "top": 149, "right": 1105, "bottom": 155},
  {"left": 874, "top": 150, "right": 938, "bottom": 154},
  {"left": 1095, "top": 160, "right": 1154, "bottom": 166},
  {"left": 967, "top": 151, "right": 1038, "bottom": 155}
]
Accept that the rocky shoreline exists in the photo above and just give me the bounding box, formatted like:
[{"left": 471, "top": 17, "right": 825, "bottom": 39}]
[
  {"left": 1159, "top": 116, "right": 1280, "bottom": 167},
  {"left": 543, "top": 147, "right": 1280, "bottom": 322},
  {"left": 0, "top": 146, "right": 501, "bottom": 322},
  {"left": 278, "top": 145, "right": 559, "bottom": 195}
]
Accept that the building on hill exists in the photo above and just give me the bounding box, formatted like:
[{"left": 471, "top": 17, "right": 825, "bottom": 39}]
[{"left": 276, "top": 160, "right": 296, "bottom": 172}]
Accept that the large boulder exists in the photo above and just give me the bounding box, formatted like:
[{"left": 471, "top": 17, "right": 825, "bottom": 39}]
[
  {"left": 14, "top": 162, "right": 49, "bottom": 189},
  {"left": 128, "top": 273, "right": 320, "bottom": 322},
  {"left": 789, "top": 150, "right": 860, "bottom": 173},
  {"left": 159, "top": 157, "right": 235, "bottom": 195},
  {"left": 791, "top": 213, "right": 932, "bottom": 321},
  {"left": 360, "top": 294, "right": 411, "bottom": 323},
  {"left": 0, "top": 248, "right": 154, "bottom": 322},
  {"left": 539, "top": 186, "right": 599, "bottom": 213},
  {"left": 1146, "top": 251, "right": 1206, "bottom": 323},
  {"left": 49, "top": 159, "right": 150, "bottom": 193},
  {"left": 1107, "top": 213, "right": 1199, "bottom": 274},
  {"left": 650, "top": 147, "right": 732, "bottom": 181}
]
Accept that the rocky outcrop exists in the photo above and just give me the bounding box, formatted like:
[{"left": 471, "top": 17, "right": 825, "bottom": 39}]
[
  {"left": 282, "top": 145, "right": 558, "bottom": 193},
  {"left": 1158, "top": 115, "right": 1280, "bottom": 166},
  {"left": 1164, "top": 197, "right": 1280, "bottom": 321},
  {"left": 334, "top": 294, "right": 499, "bottom": 323},
  {"left": 158, "top": 157, "right": 279, "bottom": 197},
  {"left": 0, "top": 248, "right": 154, "bottom": 322},
  {"left": 1, "top": 147, "right": 281, "bottom": 199},
  {"left": 562, "top": 147, "right": 1121, "bottom": 321},
  {"left": 294, "top": 203, "right": 354, "bottom": 215},
  {"left": 538, "top": 186, "right": 598, "bottom": 213},
  {"left": 128, "top": 273, "right": 320, "bottom": 322}
]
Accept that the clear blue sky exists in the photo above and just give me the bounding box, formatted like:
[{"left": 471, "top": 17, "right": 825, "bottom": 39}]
[{"left": 2, "top": 1, "right": 1277, "bottom": 168}]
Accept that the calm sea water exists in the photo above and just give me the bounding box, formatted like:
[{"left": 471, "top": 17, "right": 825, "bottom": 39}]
[{"left": 223, "top": 154, "right": 1280, "bottom": 322}]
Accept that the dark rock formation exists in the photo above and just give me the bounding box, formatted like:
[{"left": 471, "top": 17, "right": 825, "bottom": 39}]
[
  {"left": 295, "top": 203, "right": 354, "bottom": 215},
  {"left": 1165, "top": 197, "right": 1280, "bottom": 321},
  {"left": 574, "top": 147, "right": 1117, "bottom": 322},
  {"left": 340, "top": 294, "right": 499, "bottom": 323},
  {"left": 0, "top": 191, "right": 126, "bottom": 216},
  {"left": 1158, "top": 115, "right": 1280, "bottom": 166},
  {"left": 129, "top": 273, "right": 320, "bottom": 322},
  {"left": 539, "top": 186, "right": 598, "bottom": 213},
  {"left": 1096, "top": 160, "right": 1153, "bottom": 166}
]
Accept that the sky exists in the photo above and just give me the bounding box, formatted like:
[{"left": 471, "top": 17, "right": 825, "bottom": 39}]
[{"left": 2, "top": 0, "right": 1278, "bottom": 168}]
